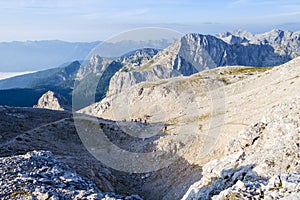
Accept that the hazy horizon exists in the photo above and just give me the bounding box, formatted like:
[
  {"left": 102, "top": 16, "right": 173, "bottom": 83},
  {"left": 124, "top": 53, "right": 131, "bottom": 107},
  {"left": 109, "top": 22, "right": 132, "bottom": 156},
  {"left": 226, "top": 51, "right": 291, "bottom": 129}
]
[
  {"left": 0, "top": 27, "right": 299, "bottom": 43},
  {"left": 0, "top": 0, "right": 299, "bottom": 42}
]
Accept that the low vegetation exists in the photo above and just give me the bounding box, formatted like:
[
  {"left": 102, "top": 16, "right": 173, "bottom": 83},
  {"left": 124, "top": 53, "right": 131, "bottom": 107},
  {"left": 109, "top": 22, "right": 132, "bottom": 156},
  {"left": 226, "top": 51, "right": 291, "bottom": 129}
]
[
  {"left": 227, "top": 66, "right": 274, "bottom": 75},
  {"left": 136, "top": 60, "right": 155, "bottom": 72},
  {"left": 183, "top": 113, "right": 211, "bottom": 123}
]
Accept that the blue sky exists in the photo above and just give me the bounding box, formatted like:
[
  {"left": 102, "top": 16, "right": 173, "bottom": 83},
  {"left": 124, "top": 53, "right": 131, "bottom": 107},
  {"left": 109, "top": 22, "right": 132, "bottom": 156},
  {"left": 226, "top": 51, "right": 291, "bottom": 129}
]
[{"left": 0, "top": 0, "right": 300, "bottom": 41}]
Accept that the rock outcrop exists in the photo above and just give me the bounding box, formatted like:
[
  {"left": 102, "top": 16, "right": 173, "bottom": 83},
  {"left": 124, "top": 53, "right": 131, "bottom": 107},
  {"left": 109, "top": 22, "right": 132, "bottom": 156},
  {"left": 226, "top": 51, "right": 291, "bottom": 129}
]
[
  {"left": 34, "top": 90, "right": 71, "bottom": 111},
  {"left": 182, "top": 98, "right": 300, "bottom": 199},
  {"left": 0, "top": 150, "right": 142, "bottom": 200}
]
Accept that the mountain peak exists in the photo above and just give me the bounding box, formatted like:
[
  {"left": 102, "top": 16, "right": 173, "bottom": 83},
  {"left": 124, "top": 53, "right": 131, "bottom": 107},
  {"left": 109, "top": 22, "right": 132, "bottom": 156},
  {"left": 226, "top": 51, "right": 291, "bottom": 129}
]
[
  {"left": 270, "top": 28, "right": 285, "bottom": 33},
  {"left": 34, "top": 90, "right": 71, "bottom": 111}
]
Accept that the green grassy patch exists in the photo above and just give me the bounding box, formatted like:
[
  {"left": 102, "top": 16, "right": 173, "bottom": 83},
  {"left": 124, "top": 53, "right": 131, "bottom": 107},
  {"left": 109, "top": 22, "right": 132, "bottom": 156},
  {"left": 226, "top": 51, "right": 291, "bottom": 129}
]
[
  {"left": 136, "top": 60, "right": 155, "bottom": 72},
  {"left": 227, "top": 66, "right": 274, "bottom": 75},
  {"left": 184, "top": 113, "right": 211, "bottom": 123},
  {"left": 10, "top": 191, "right": 32, "bottom": 198},
  {"left": 222, "top": 193, "right": 239, "bottom": 200}
]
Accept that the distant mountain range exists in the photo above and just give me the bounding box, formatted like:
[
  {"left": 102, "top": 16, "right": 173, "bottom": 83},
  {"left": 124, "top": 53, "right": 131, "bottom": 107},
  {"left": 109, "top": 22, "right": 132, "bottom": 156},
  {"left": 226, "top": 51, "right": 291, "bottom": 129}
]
[
  {"left": 0, "top": 61, "right": 81, "bottom": 107},
  {"left": 0, "top": 38, "right": 175, "bottom": 72},
  {"left": 216, "top": 29, "right": 300, "bottom": 58},
  {"left": 0, "top": 40, "right": 100, "bottom": 72},
  {"left": 0, "top": 48, "right": 159, "bottom": 108},
  {"left": 0, "top": 71, "right": 36, "bottom": 80},
  {"left": 107, "top": 29, "right": 300, "bottom": 96},
  {"left": 0, "top": 29, "right": 300, "bottom": 108}
]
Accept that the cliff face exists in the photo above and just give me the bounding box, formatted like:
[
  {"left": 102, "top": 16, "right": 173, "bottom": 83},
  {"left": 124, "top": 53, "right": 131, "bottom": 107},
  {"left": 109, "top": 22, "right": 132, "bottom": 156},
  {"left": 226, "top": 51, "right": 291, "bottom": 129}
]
[{"left": 107, "top": 33, "right": 290, "bottom": 96}]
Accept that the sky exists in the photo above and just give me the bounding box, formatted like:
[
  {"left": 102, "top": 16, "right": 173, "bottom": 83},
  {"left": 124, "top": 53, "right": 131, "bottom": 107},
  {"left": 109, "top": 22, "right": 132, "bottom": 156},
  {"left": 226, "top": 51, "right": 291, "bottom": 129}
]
[{"left": 0, "top": 0, "right": 300, "bottom": 42}]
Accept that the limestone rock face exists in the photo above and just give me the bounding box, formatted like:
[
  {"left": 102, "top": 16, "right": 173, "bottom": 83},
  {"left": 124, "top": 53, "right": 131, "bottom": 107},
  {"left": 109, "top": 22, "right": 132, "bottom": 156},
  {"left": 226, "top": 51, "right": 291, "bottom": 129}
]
[
  {"left": 107, "top": 32, "right": 291, "bottom": 96},
  {"left": 0, "top": 150, "right": 142, "bottom": 200},
  {"left": 34, "top": 91, "right": 71, "bottom": 111},
  {"left": 76, "top": 55, "right": 112, "bottom": 80},
  {"left": 182, "top": 98, "right": 300, "bottom": 200}
]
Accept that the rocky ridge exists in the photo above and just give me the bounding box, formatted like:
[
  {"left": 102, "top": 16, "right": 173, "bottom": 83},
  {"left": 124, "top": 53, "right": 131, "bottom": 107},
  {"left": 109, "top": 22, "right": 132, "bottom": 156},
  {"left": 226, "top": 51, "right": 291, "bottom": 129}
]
[
  {"left": 217, "top": 29, "right": 300, "bottom": 58},
  {"left": 76, "top": 55, "right": 112, "bottom": 81},
  {"left": 0, "top": 150, "right": 142, "bottom": 200},
  {"left": 106, "top": 32, "right": 291, "bottom": 96},
  {"left": 182, "top": 98, "right": 300, "bottom": 199},
  {"left": 76, "top": 48, "right": 159, "bottom": 81}
]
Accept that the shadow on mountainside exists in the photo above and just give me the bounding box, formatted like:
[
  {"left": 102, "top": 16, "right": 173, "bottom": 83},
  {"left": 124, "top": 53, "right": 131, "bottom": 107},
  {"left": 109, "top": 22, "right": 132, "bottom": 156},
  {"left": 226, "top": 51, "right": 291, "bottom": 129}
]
[
  {"left": 0, "top": 106, "right": 71, "bottom": 144},
  {"left": 0, "top": 107, "right": 202, "bottom": 200}
]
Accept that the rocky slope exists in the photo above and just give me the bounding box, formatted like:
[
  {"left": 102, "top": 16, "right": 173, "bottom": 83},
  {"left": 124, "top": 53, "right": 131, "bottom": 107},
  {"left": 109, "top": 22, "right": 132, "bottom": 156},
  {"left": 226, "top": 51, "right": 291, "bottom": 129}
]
[
  {"left": 182, "top": 98, "right": 300, "bottom": 199},
  {"left": 0, "top": 150, "right": 141, "bottom": 200},
  {"left": 34, "top": 90, "right": 72, "bottom": 111},
  {"left": 106, "top": 32, "right": 290, "bottom": 96},
  {"left": 79, "top": 57, "right": 300, "bottom": 199},
  {"left": 0, "top": 105, "right": 201, "bottom": 199},
  {"left": 0, "top": 106, "right": 118, "bottom": 194},
  {"left": 2, "top": 57, "right": 300, "bottom": 199},
  {"left": 81, "top": 56, "right": 300, "bottom": 167}
]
